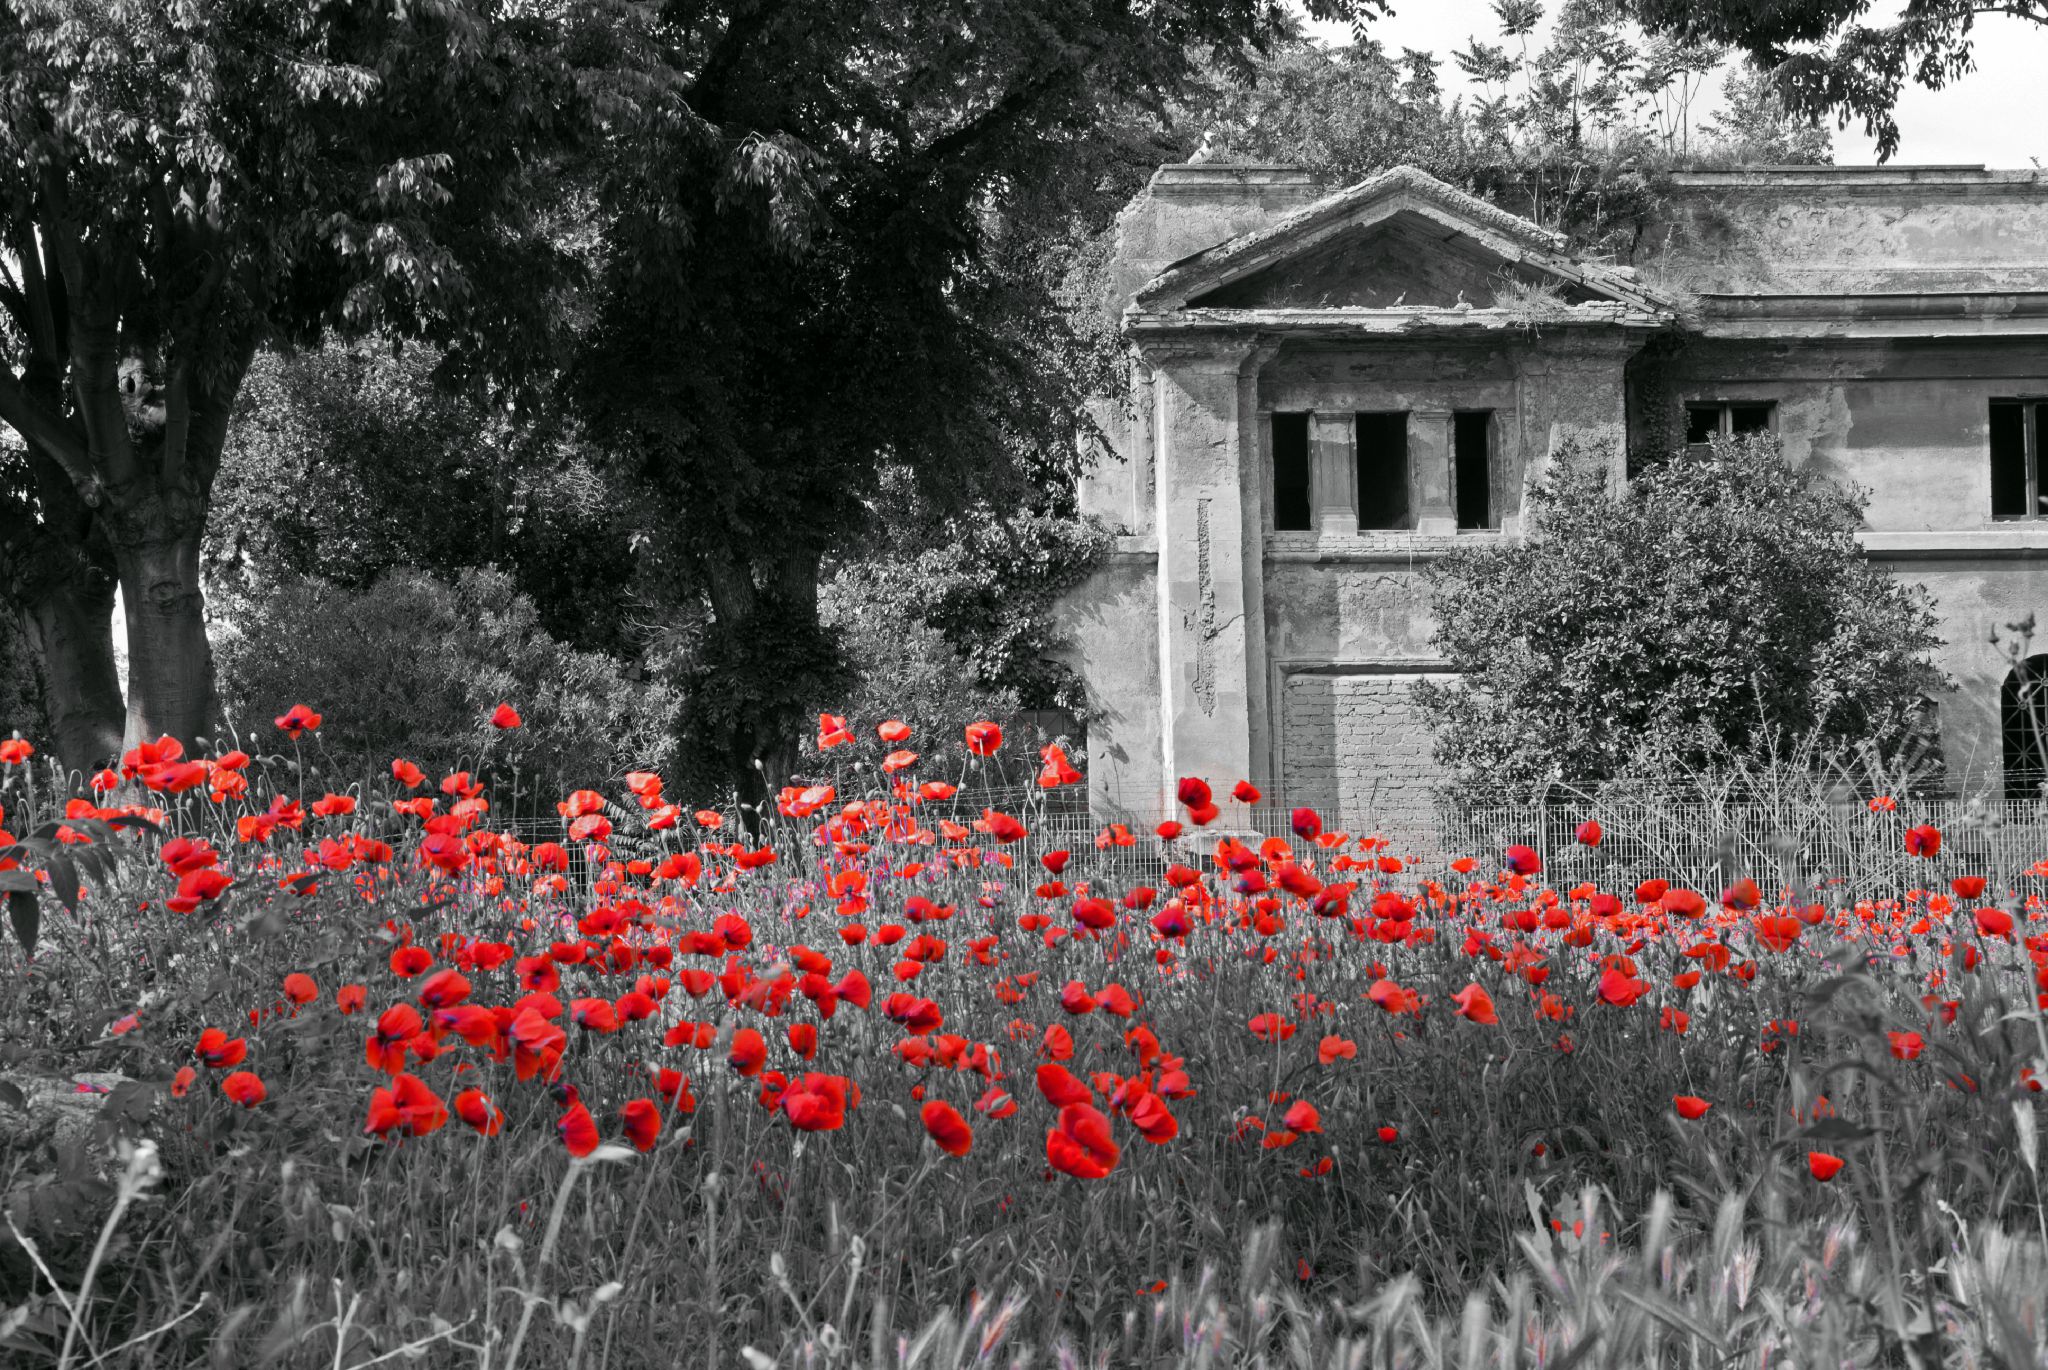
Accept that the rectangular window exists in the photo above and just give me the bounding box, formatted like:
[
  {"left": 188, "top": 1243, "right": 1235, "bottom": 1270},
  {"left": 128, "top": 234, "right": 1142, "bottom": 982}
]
[
  {"left": 1270, "top": 412, "right": 1311, "bottom": 531},
  {"left": 1686, "top": 400, "right": 1776, "bottom": 447},
  {"left": 1989, "top": 399, "right": 2048, "bottom": 519},
  {"left": 1454, "top": 410, "right": 1493, "bottom": 530},
  {"left": 1356, "top": 411, "right": 1410, "bottom": 531}
]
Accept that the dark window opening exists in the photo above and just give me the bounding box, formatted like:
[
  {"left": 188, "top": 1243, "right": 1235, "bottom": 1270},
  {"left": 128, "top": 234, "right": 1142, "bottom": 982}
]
[
  {"left": 1687, "top": 401, "right": 1775, "bottom": 446},
  {"left": 1454, "top": 410, "right": 1493, "bottom": 530},
  {"left": 1356, "top": 412, "right": 1410, "bottom": 531},
  {"left": 2003, "top": 654, "right": 2048, "bottom": 801},
  {"left": 1989, "top": 399, "right": 2047, "bottom": 518},
  {"left": 1270, "top": 412, "right": 1311, "bottom": 531},
  {"left": 1729, "top": 403, "right": 1773, "bottom": 434}
]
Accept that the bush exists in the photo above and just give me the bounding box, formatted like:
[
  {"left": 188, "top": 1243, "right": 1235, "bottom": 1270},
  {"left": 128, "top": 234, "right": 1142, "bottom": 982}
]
[
  {"left": 212, "top": 565, "right": 678, "bottom": 799},
  {"left": 1417, "top": 435, "right": 1949, "bottom": 804}
]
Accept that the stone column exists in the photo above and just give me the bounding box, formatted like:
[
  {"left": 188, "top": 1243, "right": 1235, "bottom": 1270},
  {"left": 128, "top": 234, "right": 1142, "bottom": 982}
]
[
  {"left": 1144, "top": 336, "right": 1270, "bottom": 801},
  {"left": 1310, "top": 411, "right": 1357, "bottom": 537},
  {"left": 1512, "top": 335, "right": 1640, "bottom": 528},
  {"left": 1409, "top": 409, "right": 1457, "bottom": 534}
]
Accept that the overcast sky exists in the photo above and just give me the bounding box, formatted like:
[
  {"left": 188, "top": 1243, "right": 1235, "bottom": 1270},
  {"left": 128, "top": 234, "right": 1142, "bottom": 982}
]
[{"left": 1304, "top": 3, "right": 2048, "bottom": 168}]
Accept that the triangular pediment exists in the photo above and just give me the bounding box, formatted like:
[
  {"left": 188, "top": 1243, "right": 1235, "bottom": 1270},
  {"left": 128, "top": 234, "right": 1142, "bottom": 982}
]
[{"left": 1132, "top": 165, "right": 1677, "bottom": 317}]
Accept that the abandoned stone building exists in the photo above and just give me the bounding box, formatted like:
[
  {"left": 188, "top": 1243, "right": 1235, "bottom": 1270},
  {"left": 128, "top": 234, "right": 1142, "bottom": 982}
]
[{"left": 1061, "top": 162, "right": 2048, "bottom": 835}]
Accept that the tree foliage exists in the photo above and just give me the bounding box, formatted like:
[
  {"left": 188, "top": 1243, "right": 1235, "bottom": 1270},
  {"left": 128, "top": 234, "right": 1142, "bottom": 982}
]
[
  {"left": 0, "top": 0, "right": 581, "bottom": 763},
  {"left": 569, "top": 0, "right": 1378, "bottom": 807},
  {"left": 1414, "top": 436, "right": 1949, "bottom": 801},
  {"left": 213, "top": 565, "right": 677, "bottom": 803},
  {"left": 1186, "top": 6, "right": 1828, "bottom": 260},
  {"left": 1616, "top": 0, "right": 2026, "bottom": 160},
  {"left": 210, "top": 342, "right": 641, "bottom": 658}
]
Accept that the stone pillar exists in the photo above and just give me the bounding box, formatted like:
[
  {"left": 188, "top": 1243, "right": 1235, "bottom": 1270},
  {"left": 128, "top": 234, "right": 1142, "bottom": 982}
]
[
  {"left": 1512, "top": 336, "right": 1640, "bottom": 528},
  {"left": 1409, "top": 409, "right": 1457, "bottom": 535},
  {"left": 1310, "top": 411, "right": 1357, "bottom": 537},
  {"left": 1145, "top": 336, "right": 1270, "bottom": 800}
]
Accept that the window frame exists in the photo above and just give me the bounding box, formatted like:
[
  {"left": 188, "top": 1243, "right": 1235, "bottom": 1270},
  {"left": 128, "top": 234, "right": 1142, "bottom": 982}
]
[
  {"left": 1684, "top": 400, "right": 1777, "bottom": 449},
  {"left": 1989, "top": 398, "right": 2048, "bottom": 521}
]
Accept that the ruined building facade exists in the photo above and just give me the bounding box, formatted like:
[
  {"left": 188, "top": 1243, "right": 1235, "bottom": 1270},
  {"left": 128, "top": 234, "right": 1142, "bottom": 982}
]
[{"left": 1063, "top": 163, "right": 2048, "bottom": 831}]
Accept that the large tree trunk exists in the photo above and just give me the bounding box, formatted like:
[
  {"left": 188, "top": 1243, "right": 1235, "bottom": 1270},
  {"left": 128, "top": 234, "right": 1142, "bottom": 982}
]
[
  {"left": 701, "top": 544, "right": 833, "bottom": 837},
  {"left": 112, "top": 528, "right": 214, "bottom": 749},
  {"left": 0, "top": 479, "right": 125, "bottom": 774},
  {"left": 21, "top": 555, "right": 124, "bottom": 772}
]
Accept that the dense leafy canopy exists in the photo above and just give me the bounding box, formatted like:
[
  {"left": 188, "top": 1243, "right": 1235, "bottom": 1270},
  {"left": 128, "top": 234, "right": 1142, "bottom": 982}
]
[
  {"left": 1415, "top": 436, "right": 1949, "bottom": 800},
  {"left": 569, "top": 0, "right": 1379, "bottom": 804},
  {"left": 1616, "top": 0, "right": 2029, "bottom": 159},
  {"left": 0, "top": 0, "right": 582, "bottom": 760}
]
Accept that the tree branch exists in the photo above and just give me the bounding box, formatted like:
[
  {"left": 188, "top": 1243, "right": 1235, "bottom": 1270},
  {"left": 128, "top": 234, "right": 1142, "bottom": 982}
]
[
  {"left": 0, "top": 367, "right": 94, "bottom": 498},
  {"left": 687, "top": 0, "right": 796, "bottom": 120},
  {"left": 911, "top": 68, "right": 1072, "bottom": 175}
]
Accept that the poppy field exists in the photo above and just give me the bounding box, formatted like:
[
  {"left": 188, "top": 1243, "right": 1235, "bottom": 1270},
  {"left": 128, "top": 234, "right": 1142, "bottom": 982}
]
[{"left": 3, "top": 713, "right": 2048, "bottom": 1368}]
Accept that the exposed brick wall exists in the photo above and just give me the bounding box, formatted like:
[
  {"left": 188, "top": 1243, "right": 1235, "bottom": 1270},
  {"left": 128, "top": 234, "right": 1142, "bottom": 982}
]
[{"left": 1280, "top": 671, "right": 1446, "bottom": 852}]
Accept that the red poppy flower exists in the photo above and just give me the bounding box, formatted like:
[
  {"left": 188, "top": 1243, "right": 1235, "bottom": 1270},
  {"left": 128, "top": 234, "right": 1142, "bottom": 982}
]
[
  {"left": 195, "top": 1027, "right": 247, "bottom": 1068},
  {"left": 1036, "top": 1063, "right": 1093, "bottom": 1108},
  {"left": 1976, "top": 907, "right": 2015, "bottom": 939},
  {"left": 1376, "top": 1125, "right": 1399, "bottom": 1144},
  {"left": 1807, "top": 1151, "right": 1845, "bottom": 1182},
  {"left": 818, "top": 713, "right": 854, "bottom": 749},
  {"left": 1950, "top": 875, "right": 1987, "bottom": 900},
  {"left": 274, "top": 704, "right": 323, "bottom": 738},
  {"left": 391, "top": 759, "right": 425, "bottom": 788},
  {"left": 620, "top": 1098, "right": 662, "bottom": 1152},
  {"left": 454, "top": 1088, "right": 504, "bottom": 1136},
  {"left": 389, "top": 946, "right": 434, "bottom": 978},
  {"left": 1247, "top": 1013, "right": 1296, "bottom": 1042},
  {"left": 1904, "top": 825, "right": 1941, "bottom": 858},
  {"left": 781, "top": 1073, "right": 857, "bottom": 1132},
  {"left": 728, "top": 1027, "right": 767, "bottom": 1076},
  {"left": 1597, "top": 966, "right": 1650, "bottom": 1008},
  {"left": 282, "top": 973, "right": 318, "bottom": 1005},
  {"left": 1176, "top": 777, "right": 1211, "bottom": 810},
  {"left": 1232, "top": 780, "right": 1261, "bottom": 804},
  {"left": 1451, "top": 983, "right": 1497, "bottom": 1025},
  {"left": 1155, "top": 820, "right": 1184, "bottom": 841},
  {"left": 489, "top": 702, "right": 522, "bottom": 729},
  {"left": 1282, "top": 1099, "right": 1322, "bottom": 1134},
  {"left": 0, "top": 739, "right": 32, "bottom": 765},
  {"left": 1673, "top": 1095, "right": 1710, "bottom": 1120},
  {"left": 171, "top": 1066, "right": 196, "bottom": 1098},
  {"left": 964, "top": 721, "right": 1003, "bottom": 756},
  {"left": 978, "top": 809, "right": 1027, "bottom": 844},
  {"left": 1317, "top": 1035, "right": 1357, "bottom": 1065},
  {"left": 1887, "top": 1030, "right": 1924, "bottom": 1060},
  {"left": 418, "top": 969, "right": 471, "bottom": 1009},
  {"left": 1754, "top": 914, "right": 1803, "bottom": 953},
  {"left": 558, "top": 1102, "right": 600, "bottom": 1156},
  {"left": 1046, "top": 1103, "right": 1119, "bottom": 1179},
  {"left": 1574, "top": 820, "right": 1602, "bottom": 847},
  {"left": 921, "top": 1100, "right": 974, "bottom": 1156},
  {"left": 221, "top": 1071, "right": 266, "bottom": 1107},
  {"left": 1503, "top": 845, "right": 1541, "bottom": 875}
]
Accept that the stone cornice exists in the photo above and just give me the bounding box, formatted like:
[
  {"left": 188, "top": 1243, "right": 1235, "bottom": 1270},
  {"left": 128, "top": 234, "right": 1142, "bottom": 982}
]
[{"left": 1126, "top": 305, "right": 1670, "bottom": 342}]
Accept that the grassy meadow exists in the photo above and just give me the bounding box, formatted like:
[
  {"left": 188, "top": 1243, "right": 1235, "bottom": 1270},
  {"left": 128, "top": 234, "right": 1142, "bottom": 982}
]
[{"left": 1, "top": 719, "right": 2046, "bottom": 1368}]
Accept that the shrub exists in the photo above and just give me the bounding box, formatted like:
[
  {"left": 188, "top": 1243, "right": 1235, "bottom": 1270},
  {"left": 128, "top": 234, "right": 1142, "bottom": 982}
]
[
  {"left": 212, "top": 565, "right": 678, "bottom": 798},
  {"left": 1417, "top": 435, "right": 1949, "bottom": 804}
]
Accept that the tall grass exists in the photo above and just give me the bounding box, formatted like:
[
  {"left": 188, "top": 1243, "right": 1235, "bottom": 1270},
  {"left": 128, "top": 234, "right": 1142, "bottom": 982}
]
[{"left": 2, "top": 734, "right": 2044, "bottom": 1366}]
